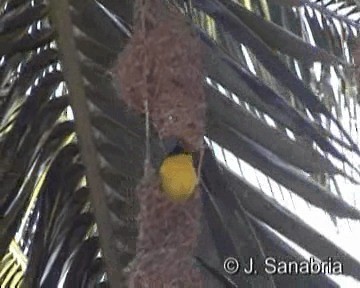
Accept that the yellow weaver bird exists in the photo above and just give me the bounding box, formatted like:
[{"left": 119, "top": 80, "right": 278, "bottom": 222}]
[{"left": 159, "top": 143, "right": 198, "bottom": 202}]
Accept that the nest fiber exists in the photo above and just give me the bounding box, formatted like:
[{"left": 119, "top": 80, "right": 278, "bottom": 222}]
[{"left": 115, "top": 3, "right": 206, "bottom": 150}]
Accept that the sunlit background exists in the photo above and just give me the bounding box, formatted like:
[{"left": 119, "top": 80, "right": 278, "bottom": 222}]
[{"left": 205, "top": 22, "right": 360, "bottom": 286}]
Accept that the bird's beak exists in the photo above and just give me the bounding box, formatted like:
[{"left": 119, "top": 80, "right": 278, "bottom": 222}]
[{"left": 162, "top": 136, "right": 181, "bottom": 154}]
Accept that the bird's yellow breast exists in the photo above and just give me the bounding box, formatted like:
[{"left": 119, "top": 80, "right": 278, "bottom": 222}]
[{"left": 159, "top": 154, "right": 197, "bottom": 202}]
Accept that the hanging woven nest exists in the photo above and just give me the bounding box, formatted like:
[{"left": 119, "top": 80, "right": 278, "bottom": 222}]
[
  {"left": 126, "top": 170, "right": 203, "bottom": 287},
  {"left": 114, "top": 1, "right": 205, "bottom": 287},
  {"left": 115, "top": 0, "right": 206, "bottom": 151}
]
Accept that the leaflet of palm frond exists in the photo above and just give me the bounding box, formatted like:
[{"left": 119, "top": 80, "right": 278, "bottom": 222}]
[
  {"left": 93, "top": 0, "right": 134, "bottom": 36},
  {"left": 0, "top": 57, "right": 24, "bottom": 112},
  {"left": 209, "top": 120, "right": 360, "bottom": 219},
  {"left": 100, "top": 168, "right": 137, "bottom": 196},
  {"left": 28, "top": 145, "right": 80, "bottom": 236},
  {"left": 223, "top": 60, "right": 350, "bottom": 161},
  {"left": 5, "top": 94, "right": 70, "bottom": 203},
  {"left": 94, "top": 0, "right": 132, "bottom": 37},
  {"left": 0, "top": 0, "right": 28, "bottom": 13},
  {"left": 323, "top": 18, "right": 344, "bottom": 59},
  {"left": 70, "top": 0, "right": 129, "bottom": 53},
  {"left": 17, "top": 97, "right": 69, "bottom": 158},
  {"left": 0, "top": 120, "right": 74, "bottom": 217},
  {"left": 0, "top": 94, "right": 68, "bottom": 176},
  {"left": 267, "top": 0, "right": 303, "bottom": 7},
  {"left": 14, "top": 49, "right": 59, "bottom": 90},
  {"left": 206, "top": 84, "right": 342, "bottom": 180},
  {"left": 193, "top": 0, "right": 360, "bottom": 155},
  {"left": 306, "top": 0, "right": 360, "bottom": 30},
  {"left": 0, "top": 96, "right": 69, "bottom": 215},
  {"left": 0, "top": 54, "right": 60, "bottom": 122},
  {"left": 206, "top": 84, "right": 359, "bottom": 184},
  {"left": 43, "top": 196, "right": 93, "bottom": 256},
  {"left": 76, "top": 37, "right": 118, "bottom": 70},
  {"left": 82, "top": 257, "right": 106, "bottom": 288},
  {"left": 0, "top": 254, "right": 14, "bottom": 276},
  {"left": 222, "top": 167, "right": 360, "bottom": 281},
  {"left": 93, "top": 0, "right": 134, "bottom": 28},
  {"left": 61, "top": 237, "right": 100, "bottom": 288},
  {"left": 48, "top": 187, "right": 90, "bottom": 252},
  {"left": 24, "top": 176, "right": 91, "bottom": 287},
  {"left": 36, "top": 121, "right": 75, "bottom": 159},
  {"left": 304, "top": 9, "right": 340, "bottom": 57},
  {"left": 0, "top": 253, "right": 23, "bottom": 288},
  {"left": 205, "top": 46, "right": 359, "bottom": 181},
  {"left": 201, "top": 34, "right": 307, "bottom": 131},
  {"left": 40, "top": 213, "right": 94, "bottom": 287},
  {"left": 218, "top": 0, "right": 346, "bottom": 65},
  {"left": 81, "top": 62, "right": 150, "bottom": 142},
  {"left": 97, "top": 143, "right": 143, "bottom": 177},
  {"left": 90, "top": 114, "right": 145, "bottom": 155},
  {"left": 80, "top": 60, "right": 116, "bottom": 93},
  {"left": 1, "top": 73, "right": 63, "bottom": 135},
  {"left": 352, "top": 36, "right": 360, "bottom": 59},
  {"left": 22, "top": 144, "right": 80, "bottom": 287},
  {"left": 194, "top": 256, "right": 238, "bottom": 288},
  {"left": 248, "top": 216, "right": 340, "bottom": 288},
  {"left": 340, "top": 5, "right": 359, "bottom": 18},
  {"left": 199, "top": 187, "right": 253, "bottom": 287},
  {"left": 36, "top": 121, "right": 74, "bottom": 162},
  {"left": 0, "top": 1, "right": 48, "bottom": 34},
  {"left": 0, "top": 53, "right": 23, "bottom": 82},
  {"left": 101, "top": 181, "right": 137, "bottom": 245},
  {"left": 46, "top": 164, "right": 86, "bottom": 246},
  {"left": 0, "top": 134, "right": 74, "bottom": 262},
  {"left": 21, "top": 209, "right": 38, "bottom": 250},
  {"left": 0, "top": 253, "right": 13, "bottom": 271},
  {"left": 200, "top": 147, "right": 276, "bottom": 287},
  {"left": 203, "top": 43, "right": 351, "bottom": 166},
  {"left": 100, "top": 168, "right": 138, "bottom": 259},
  {"left": 0, "top": 74, "right": 62, "bottom": 151},
  {"left": 200, "top": 34, "right": 357, "bottom": 171},
  {"left": 0, "top": 21, "right": 54, "bottom": 57}
]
